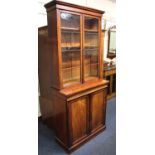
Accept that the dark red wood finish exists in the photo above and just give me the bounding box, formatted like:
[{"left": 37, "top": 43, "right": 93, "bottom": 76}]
[{"left": 38, "top": 0, "right": 108, "bottom": 152}]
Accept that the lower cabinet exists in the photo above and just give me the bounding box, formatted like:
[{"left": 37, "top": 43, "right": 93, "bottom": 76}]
[
  {"left": 68, "top": 88, "right": 107, "bottom": 149},
  {"left": 52, "top": 86, "right": 107, "bottom": 152}
]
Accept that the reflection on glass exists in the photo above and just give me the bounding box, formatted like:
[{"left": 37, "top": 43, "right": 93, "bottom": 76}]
[
  {"left": 61, "top": 12, "right": 81, "bottom": 86},
  {"left": 61, "top": 12, "right": 80, "bottom": 30},
  {"left": 85, "top": 17, "right": 98, "bottom": 31}
]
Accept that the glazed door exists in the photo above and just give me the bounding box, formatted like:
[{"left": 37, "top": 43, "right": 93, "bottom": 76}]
[
  {"left": 90, "top": 89, "right": 107, "bottom": 132},
  {"left": 68, "top": 96, "right": 89, "bottom": 145},
  {"left": 83, "top": 15, "right": 100, "bottom": 82},
  {"left": 60, "top": 11, "right": 82, "bottom": 87}
]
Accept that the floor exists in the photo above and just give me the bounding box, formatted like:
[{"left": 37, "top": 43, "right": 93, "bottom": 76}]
[{"left": 38, "top": 97, "right": 116, "bottom": 155}]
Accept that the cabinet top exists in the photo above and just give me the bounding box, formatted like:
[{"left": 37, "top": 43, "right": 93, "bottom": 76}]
[
  {"left": 44, "top": 0, "right": 105, "bottom": 14},
  {"left": 60, "top": 79, "right": 108, "bottom": 96}
]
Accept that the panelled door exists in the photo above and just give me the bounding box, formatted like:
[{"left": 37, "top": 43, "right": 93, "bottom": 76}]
[
  {"left": 68, "top": 88, "right": 107, "bottom": 145},
  {"left": 68, "top": 96, "right": 89, "bottom": 145},
  {"left": 90, "top": 89, "right": 107, "bottom": 132}
]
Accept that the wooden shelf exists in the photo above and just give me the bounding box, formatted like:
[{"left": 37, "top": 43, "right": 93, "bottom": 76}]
[
  {"left": 62, "top": 31, "right": 80, "bottom": 34},
  {"left": 85, "top": 47, "right": 98, "bottom": 51},
  {"left": 62, "top": 48, "right": 80, "bottom": 52},
  {"left": 85, "top": 29, "right": 98, "bottom": 32},
  {"left": 85, "top": 31, "right": 98, "bottom": 34},
  {"left": 61, "top": 27, "right": 80, "bottom": 31},
  {"left": 62, "top": 65, "right": 80, "bottom": 70},
  {"left": 84, "top": 62, "right": 98, "bottom": 66},
  {"left": 61, "top": 27, "right": 80, "bottom": 33},
  {"left": 85, "top": 46, "right": 98, "bottom": 50}
]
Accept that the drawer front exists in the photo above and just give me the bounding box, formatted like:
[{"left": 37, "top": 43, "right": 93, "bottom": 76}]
[
  {"left": 90, "top": 89, "right": 107, "bottom": 132},
  {"left": 68, "top": 96, "right": 89, "bottom": 144}
]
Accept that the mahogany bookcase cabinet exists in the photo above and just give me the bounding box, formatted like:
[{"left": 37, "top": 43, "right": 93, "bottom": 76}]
[{"left": 39, "top": 0, "right": 108, "bottom": 152}]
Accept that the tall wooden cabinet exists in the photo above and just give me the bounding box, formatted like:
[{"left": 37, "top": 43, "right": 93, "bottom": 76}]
[{"left": 39, "top": 0, "right": 108, "bottom": 152}]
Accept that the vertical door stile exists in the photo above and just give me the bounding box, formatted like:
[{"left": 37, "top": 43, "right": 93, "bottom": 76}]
[
  {"left": 57, "top": 9, "right": 63, "bottom": 89},
  {"left": 80, "top": 14, "right": 83, "bottom": 84},
  {"left": 89, "top": 93, "right": 92, "bottom": 133},
  {"left": 99, "top": 17, "right": 103, "bottom": 78},
  {"left": 86, "top": 94, "right": 91, "bottom": 135},
  {"left": 82, "top": 14, "right": 85, "bottom": 83}
]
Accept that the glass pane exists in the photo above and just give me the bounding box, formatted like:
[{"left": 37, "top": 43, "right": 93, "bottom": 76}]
[
  {"left": 61, "top": 31, "right": 80, "bottom": 50},
  {"left": 84, "top": 53, "right": 99, "bottom": 81},
  {"left": 85, "top": 17, "right": 98, "bottom": 31},
  {"left": 84, "top": 50, "right": 98, "bottom": 79},
  {"left": 61, "top": 12, "right": 81, "bottom": 86},
  {"left": 84, "top": 17, "right": 99, "bottom": 81},
  {"left": 61, "top": 12, "right": 80, "bottom": 30},
  {"left": 85, "top": 32, "right": 98, "bottom": 49}
]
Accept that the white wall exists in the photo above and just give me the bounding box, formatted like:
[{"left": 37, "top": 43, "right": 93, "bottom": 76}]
[
  {"left": 38, "top": 0, "right": 116, "bottom": 116},
  {"left": 38, "top": 0, "right": 116, "bottom": 25}
]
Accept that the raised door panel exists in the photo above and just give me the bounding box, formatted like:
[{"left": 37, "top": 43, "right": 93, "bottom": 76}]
[
  {"left": 90, "top": 89, "right": 106, "bottom": 132},
  {"left": 69, "top": 96, "right": 88, "bottom": 144}
]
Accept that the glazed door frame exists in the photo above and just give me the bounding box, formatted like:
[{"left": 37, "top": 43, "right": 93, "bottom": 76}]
[
  {"left": 58, "top": 10, "right": 83, "bottom": 88},
  {"left": 58, "top": 10, "right": 103, "bottom": 88},
  {"left": 82, "top": 14, "right": 102, "bottom": 82}
]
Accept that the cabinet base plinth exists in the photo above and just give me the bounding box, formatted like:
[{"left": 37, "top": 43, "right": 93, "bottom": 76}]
[{"left": 55, "top": 125, "right": 106, "bottom": 153}]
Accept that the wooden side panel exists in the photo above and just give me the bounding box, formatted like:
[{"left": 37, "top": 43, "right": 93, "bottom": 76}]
[
  {"left": 38, "top": 26, "right": 52, "bottom": 98},
  {"left": 53, "top": 95, "right": 68, "bottom": 146},
  {"left": 47, "top": 9, "right": 62, "bottom": 89},
  {"left": 90, "top": 89, "right": 106, "bottom": 132},
  {"left": 69, "top": 96, "right": 88, "bottom": 144},
  {"left": 39, "top": 96, "right": 53, "bottom": 120}
]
